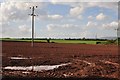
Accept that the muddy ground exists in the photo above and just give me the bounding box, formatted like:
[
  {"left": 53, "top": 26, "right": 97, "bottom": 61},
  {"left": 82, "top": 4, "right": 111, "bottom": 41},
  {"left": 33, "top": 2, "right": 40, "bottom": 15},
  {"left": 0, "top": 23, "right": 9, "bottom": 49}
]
[{"left": 1, "top": 41, "right": 120, "bottom": 80}]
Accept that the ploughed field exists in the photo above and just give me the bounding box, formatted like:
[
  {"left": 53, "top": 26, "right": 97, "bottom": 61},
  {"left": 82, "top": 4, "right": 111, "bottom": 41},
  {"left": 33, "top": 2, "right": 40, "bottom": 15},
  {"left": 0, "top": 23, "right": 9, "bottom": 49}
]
[{"left": 1, "top": 41, "right": 120, "bottom": 79}]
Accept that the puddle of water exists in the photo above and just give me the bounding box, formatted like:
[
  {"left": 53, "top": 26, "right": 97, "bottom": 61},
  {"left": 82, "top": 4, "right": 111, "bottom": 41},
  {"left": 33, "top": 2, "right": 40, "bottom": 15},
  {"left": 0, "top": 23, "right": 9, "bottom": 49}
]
[
  {"left": 3, "top": 63, "right": 70, "bottom": 72},
  {"left": 10, "top": 57, "right": 32, "bottom": 60},
  {"left": 4, "top": 66, "right": 32, "bottom": 71},
  {"left": 22, "top": 72, "right": 30, "bottom": 74}
]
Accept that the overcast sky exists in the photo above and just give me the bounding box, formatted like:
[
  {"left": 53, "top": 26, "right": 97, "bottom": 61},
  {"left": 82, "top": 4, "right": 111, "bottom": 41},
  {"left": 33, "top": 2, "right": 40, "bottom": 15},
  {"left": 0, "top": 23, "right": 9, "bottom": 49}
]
[
  {"left": 1, "top": 0, "right": 120, "bottom": 38},
  {"left": 0, "top": 0, "right": 3, "bottom": 2}
]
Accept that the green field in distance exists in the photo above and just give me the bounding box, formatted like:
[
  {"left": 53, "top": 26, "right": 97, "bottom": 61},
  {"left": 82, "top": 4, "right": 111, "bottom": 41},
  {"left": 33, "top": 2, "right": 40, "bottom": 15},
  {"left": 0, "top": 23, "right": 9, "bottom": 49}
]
[{"left": 1, "top": 38, "right": 117, "bottom": 45}]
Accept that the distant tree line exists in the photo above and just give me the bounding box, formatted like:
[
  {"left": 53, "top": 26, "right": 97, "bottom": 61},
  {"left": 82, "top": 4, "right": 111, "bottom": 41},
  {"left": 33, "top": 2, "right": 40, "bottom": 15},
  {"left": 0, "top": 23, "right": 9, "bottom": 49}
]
[
  {"left": 64, "top": 38, "right": 108, "bottom": 41},
  {"left": 20, "top": 38, "right": 48, "bottom": 40},
  {"left": 3, "top": 37, "right": 120, "bottom": 41},
  {"left": 2, "top": 37, "right": 110, "bottom": 41}
]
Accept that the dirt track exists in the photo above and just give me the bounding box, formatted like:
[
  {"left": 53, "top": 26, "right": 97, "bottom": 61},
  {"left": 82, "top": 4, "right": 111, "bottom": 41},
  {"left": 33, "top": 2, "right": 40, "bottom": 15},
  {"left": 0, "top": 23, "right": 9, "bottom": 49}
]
[{"left": 1, "top": 41, "right": 120, "bottom": 79}]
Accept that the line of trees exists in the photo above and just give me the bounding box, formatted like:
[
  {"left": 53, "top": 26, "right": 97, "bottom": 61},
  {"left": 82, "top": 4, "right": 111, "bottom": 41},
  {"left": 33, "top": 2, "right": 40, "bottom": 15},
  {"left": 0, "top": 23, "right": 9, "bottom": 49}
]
[{"left": 2, "top": 37, "right": 109, "bottom": 41}]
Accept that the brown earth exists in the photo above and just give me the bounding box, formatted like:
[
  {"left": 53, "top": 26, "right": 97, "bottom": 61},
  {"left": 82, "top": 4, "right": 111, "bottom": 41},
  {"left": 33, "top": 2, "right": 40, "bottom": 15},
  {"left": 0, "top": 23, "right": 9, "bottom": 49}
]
[{"left": 1, "top": 41, "right": 120, "bottom": 79}]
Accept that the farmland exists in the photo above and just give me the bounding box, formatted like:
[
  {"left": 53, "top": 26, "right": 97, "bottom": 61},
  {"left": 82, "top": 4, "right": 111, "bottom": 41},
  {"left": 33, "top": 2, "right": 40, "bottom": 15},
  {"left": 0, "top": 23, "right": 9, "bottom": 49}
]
[
  {"left": 1, "top": 41, "right": 120, "bottom": 80},
  {"left": 0, "top": 38, "right": 113, "bottom": 44}
]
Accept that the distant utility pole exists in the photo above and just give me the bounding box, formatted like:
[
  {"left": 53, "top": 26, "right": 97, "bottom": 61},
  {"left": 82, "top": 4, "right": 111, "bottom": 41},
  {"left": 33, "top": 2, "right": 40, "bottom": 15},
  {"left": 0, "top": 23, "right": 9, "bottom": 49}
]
[
  {"left": 114, "top": 28, "right": 119, "bottom": 38},
  {"left": 29, "top": 6, "right": 38, "bottom": 47},
  {"left": 115, "top": 28, "right": 119, "bottom": 32},
  {"left": 95, "top": 33, "right": 97, "bottom": 40},
  {"left": 114, "top": 28, "right": 119, "bottom": 45}
]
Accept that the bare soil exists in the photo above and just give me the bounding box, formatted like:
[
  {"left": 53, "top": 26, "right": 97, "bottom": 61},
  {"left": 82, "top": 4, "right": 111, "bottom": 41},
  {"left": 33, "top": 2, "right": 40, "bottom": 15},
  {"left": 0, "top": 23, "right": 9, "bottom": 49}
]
[{"left": 1, "top": 41, "right": 120, "bottom": 80}]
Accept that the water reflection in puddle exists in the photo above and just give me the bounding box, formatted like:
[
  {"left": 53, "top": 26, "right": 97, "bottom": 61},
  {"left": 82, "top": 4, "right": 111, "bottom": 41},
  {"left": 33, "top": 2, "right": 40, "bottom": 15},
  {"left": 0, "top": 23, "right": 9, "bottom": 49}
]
[
  {"left": 10, "top": 57, "right": 32, "bottom": 60},
  {"left": 4, "top": 63, "right": 70, "bottom": 72}
]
